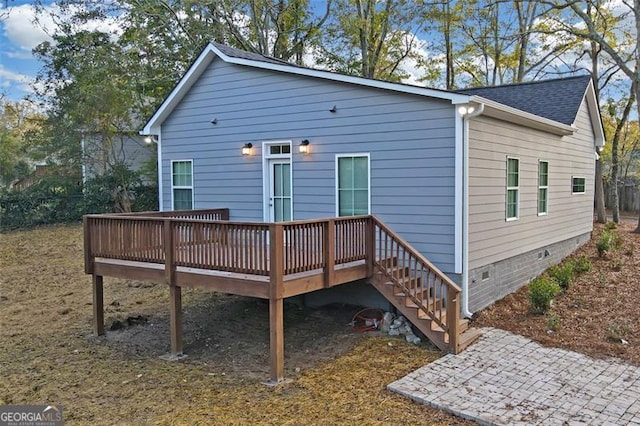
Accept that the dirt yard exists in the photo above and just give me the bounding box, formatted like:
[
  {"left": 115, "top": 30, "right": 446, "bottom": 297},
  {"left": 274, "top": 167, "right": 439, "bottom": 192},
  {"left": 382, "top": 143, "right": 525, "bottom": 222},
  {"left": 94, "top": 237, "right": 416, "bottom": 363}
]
[
  {"left": 474, "top": 218, "right": 640, "bottom": 366},
  {"left": 0, "top": 225, "right": 470, "bottom": 425}
]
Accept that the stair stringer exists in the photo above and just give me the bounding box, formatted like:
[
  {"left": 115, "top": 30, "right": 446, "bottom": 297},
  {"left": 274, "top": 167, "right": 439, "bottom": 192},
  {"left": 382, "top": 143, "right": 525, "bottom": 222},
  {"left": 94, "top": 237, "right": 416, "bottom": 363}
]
[{"left": 369, "top": 271, "right": 449, "bottom": 352}]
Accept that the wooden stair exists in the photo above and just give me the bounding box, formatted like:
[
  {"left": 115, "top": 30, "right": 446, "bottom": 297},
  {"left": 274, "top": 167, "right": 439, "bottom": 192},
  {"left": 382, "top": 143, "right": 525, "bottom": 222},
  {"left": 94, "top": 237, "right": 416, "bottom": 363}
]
[{"left": 370, "top": 263, "right": 481, "bottom": 354}]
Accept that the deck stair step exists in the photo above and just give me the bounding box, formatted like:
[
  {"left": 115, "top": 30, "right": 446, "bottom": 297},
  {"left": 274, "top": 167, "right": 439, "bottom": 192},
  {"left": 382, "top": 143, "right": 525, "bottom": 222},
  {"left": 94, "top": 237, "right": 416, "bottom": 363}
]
[{"left": 370, "top": 263, "right": 479, "bottom": 354}]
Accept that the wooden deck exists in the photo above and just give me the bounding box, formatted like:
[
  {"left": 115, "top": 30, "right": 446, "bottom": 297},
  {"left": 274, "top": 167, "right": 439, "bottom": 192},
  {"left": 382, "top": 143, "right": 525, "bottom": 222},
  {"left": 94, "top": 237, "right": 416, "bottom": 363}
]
[{"left": 84, "top": 209, "right": 470, "bottom": 383}]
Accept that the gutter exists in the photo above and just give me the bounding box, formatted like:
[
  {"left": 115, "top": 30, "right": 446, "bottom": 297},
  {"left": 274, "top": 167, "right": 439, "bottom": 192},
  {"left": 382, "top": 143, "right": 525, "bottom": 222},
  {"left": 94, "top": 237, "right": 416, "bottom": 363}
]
[{"left": 459, "top": 102, "right": 485, "bottom": 318}]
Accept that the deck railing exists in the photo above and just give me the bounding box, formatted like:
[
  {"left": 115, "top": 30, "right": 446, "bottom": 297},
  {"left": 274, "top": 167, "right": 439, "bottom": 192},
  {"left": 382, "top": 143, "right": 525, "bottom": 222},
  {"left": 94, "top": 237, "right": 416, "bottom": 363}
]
[
  {"left": 84, "top": 209, "right": 462, "bottom": 352},
  {"left": 373, "top": 219, "right": 461, "bottom": 350},
  {"left": 84, "top": 211, "right": 370, "bottom": 278}
]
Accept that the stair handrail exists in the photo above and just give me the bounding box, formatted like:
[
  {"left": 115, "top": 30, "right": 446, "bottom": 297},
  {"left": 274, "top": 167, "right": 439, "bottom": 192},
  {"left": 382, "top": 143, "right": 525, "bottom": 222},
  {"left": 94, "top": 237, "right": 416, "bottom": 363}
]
[{"left": 371, "top": 215, "right": 461, "bottom": 352}]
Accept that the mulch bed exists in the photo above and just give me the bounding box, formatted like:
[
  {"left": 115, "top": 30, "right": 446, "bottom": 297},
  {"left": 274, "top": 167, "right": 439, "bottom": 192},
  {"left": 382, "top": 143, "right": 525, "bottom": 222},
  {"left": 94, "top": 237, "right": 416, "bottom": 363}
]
[{"left": 473, "top": 219, "right": 640, "bottom": 365}]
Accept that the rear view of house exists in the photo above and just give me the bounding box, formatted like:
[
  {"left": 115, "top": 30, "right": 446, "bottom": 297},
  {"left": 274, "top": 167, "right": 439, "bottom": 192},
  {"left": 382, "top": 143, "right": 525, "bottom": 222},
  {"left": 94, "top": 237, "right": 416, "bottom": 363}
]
[
  {"left": 142, "top": 43, "right": 603, "bottom": 315},
  {"left": 83, "top": 42, "right": 603, "bottom": 382}
]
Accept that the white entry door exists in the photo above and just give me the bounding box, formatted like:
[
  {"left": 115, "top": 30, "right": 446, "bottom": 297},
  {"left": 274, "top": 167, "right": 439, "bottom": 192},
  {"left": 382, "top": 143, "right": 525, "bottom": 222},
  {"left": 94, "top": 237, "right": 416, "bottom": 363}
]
[{"left": 268, "top": 159, "right": 292, "bottom": 222}]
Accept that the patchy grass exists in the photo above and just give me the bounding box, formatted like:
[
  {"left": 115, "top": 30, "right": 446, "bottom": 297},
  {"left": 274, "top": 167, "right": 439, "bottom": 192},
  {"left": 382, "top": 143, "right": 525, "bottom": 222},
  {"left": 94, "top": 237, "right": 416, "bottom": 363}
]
[
  {"left": 474, "top": 219, "right": 640, "bottom": 365},
  {"left": 0, "top": 225, "right": 469, "bottom": 425}
]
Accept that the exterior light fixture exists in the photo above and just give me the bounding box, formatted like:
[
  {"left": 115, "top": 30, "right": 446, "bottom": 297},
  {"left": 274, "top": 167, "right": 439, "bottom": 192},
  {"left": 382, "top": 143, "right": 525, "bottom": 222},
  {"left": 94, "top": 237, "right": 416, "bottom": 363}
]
[
  {"left": 144, "top": 135, "right": 157, "bottom": 144},
  {"left": 457, "top": 105, "right": 475, "bottom": 116},
  {"left": 299, "top": 139, "right": 310, "bottom": 154},
  {"left": 329, "top": 105, "right": 338, "bottom": 113},
  {"left": 211, "top": 118, "right": 218, "bottom": 125},
  {"left": 242, "top": 143, "right": 253, "bottom": 156}
]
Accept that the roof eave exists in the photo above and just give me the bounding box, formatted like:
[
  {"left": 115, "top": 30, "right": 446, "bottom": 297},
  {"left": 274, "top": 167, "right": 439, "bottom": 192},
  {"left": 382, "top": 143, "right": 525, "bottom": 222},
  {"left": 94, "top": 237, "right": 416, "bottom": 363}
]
[
  {"left": 142, "top": 44, "right": 219, "bottom": 135},
  {"left": 581, "top": 79, "right": 606, "bottom": 148},
  {"left": 471, "top": 96, "right": 576, "bottom": 136}
]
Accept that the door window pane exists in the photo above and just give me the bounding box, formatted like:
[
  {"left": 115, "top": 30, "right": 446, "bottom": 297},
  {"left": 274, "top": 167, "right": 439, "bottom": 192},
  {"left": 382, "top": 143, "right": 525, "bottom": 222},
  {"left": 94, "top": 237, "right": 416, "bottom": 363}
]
[
  {"left": 274, "top": 164, "right": 283, "bottom": 196},
  {"left": 283, "top": 164, "right": 291, "bottom": 196}
]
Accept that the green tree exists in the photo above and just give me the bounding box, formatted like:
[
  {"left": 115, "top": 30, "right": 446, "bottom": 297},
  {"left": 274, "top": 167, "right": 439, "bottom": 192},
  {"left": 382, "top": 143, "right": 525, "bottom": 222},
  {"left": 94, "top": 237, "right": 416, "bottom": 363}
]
[
  {"left": 317, "top": 0, "right": 424, "bottom": 80},
  {"left": 0, "top": 99, "right": 44, "bottom": 187}
]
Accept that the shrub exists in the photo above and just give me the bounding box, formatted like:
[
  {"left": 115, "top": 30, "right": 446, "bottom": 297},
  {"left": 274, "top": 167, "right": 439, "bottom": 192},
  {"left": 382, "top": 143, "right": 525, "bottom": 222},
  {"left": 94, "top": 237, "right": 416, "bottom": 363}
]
[
  {"left": 529, "top": 277, "right": 561, "bottom": 314},
  {"left": 548, "top": 263, "right": 574, "bottom": 292},
  {"left": 604, "top": 221, "right": 617, "bottom": 230},
  {"left": 0, "top": 164, "right": 158, "bottom": 231},
  {"left": 572, "top": 255, "right": 592, "bottom": 273},
  {"left": 606, "top": 322, "right": 632, "bottom": 343},
  {"left": 596, "top": 230, "right": 613, "bottom": 257},
  {"left": 546, "top": 314, "right": 560, "bottom": 332},
  {"left": 610, "top": 259, "right": 622, "bottom": 272}
]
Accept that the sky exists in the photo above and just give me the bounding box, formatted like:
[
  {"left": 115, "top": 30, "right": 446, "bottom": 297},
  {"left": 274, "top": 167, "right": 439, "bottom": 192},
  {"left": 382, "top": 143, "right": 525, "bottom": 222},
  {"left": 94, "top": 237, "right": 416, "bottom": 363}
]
[
  {"left": 0, "top": 1, "right": 633, "bottom": 105},
  {"left": 0, "top": 0, "right": 58, "bottom": 101}
]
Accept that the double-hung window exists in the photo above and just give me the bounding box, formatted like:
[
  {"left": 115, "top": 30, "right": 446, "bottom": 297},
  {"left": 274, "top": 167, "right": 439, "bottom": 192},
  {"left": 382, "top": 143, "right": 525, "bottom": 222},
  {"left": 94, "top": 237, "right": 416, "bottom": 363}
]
[
  {"left": 506, "top": 157, "right": 519, "bottom": 221},
  {"left": 538, "top": 161, "right": 549, "bottom": 215},
  {"left": 172, "top": 160, "right": 193, "bottom": 210},
  {"left": 336, "top": 154, "right": 370, "bottom": 216}
]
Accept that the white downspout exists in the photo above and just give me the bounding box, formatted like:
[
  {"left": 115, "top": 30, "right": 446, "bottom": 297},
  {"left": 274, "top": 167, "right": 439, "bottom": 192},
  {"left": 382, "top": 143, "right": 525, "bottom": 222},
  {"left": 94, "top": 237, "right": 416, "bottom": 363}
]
[{"left": 459, "top": 103, "right": 484, "bottom": 318}]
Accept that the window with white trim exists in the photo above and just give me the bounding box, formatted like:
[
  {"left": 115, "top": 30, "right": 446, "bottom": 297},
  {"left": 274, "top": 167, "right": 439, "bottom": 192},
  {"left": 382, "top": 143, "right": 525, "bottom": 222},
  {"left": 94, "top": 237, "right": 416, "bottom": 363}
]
[
  {"left": 538, "top": 160, "right": 549, "bottom": 215},
  {"left": 506, "top": 157, "right": 519, "bottom": 220},
  {"left": 336, "top": 154, "right": 370, "bottom": 216},
  {"left": 572, "top": 177, "right": 586, "bottom": 194},
  {"left": 172, "top": 160, "right": 193, "bottom": 210}
]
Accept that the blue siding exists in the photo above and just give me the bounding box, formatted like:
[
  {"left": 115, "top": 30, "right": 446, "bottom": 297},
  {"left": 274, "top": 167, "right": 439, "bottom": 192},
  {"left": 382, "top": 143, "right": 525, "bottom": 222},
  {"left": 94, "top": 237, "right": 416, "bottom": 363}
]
[{"left": 160, "top": 60, "right": 457, "bottom": 273}]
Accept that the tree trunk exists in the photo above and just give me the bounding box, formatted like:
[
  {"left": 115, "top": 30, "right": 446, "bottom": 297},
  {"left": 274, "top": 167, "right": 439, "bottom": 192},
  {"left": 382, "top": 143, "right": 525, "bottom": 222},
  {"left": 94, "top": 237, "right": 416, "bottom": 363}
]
[
  {"left": 636, "top": 93, "right": 640, "bottom": 232},
  {"left": 595, "top": 158, "right": 606, "bottom": 223},
  {"left": 612, "top": 126, "right": 621, "bottom": 224}
]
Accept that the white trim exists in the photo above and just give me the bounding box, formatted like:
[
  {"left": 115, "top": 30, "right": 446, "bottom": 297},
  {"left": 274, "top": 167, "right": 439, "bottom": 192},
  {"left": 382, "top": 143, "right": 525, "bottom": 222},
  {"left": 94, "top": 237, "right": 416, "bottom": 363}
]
[
  {"left": 537, "top": 160, "right": 549, "bottom": 216},
  {"left": 458, "top": 103, "right": 484, "bottom": 318},
  {"left": 335, "top": 153, "right": 371, "bottom": 217},
  {"left": 262, "top": 141, "right": 293, "bottom": 221},
  {"left": 506, "top": 156, "right": 520, "bottom": 221},
  {"left": 157, "top": 131, "right": 163, "bottom": 211},
  {"left": 571, "top": 176, "right": 587, "bottom": 194},
  {"left": 583, "top": 79, "right": 606, "bottom": 148},
  {"left": 171, "top": 159, "right": 194, "bottom": 210},
  {"left": 454, "top": 111, "right": 464, "bottom": 274}
]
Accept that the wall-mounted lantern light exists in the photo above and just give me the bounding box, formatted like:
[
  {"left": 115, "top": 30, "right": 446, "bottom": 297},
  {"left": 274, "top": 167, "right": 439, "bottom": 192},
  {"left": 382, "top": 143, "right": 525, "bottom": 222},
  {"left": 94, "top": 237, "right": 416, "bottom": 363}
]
[
  {"left": 299, "top": 139, "right": 310, "bottom": 154},
  {"left": 242, "top": 143, "right": 253, "bottom": 156},
  {"left": 457, "top": 105, "right": 476, "bottom": 116}
]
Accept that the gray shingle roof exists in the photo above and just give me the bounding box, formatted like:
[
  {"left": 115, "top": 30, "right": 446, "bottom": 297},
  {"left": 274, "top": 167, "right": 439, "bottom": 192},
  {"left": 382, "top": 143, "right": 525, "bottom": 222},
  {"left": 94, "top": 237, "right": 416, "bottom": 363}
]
[{"left": 457, "top": 75, "right": 592, "bottom": 125}]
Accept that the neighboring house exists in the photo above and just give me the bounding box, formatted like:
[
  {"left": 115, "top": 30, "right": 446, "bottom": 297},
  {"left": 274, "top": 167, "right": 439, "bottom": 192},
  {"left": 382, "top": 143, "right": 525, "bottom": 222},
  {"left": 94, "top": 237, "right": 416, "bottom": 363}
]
[
  {"left": 141, "top": 42, "right": 604, "bottom": 316},
  {"left": 81, "top": 132, "right": 156, "bottom": 183},
  {"left": 9, "top": 165, "right": 52, "bottom": 190}
]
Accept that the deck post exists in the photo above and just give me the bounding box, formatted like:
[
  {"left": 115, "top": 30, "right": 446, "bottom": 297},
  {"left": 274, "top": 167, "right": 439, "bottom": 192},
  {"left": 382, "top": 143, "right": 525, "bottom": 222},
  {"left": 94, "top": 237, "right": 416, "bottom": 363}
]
[
  {"left": 323, "top": 219, "right": 335, "bottom": 287},
  {"left": 83, "top": 216, "right": 94, "bottom": 274},
  {"left": 446, "top": 289, "right": 460, "bottom": 354},
  {"left": 92, "top": 274, "right": 104, "bottom": 336},
  {"left": 169, "top": 285, "right": 183, "bottom": 355},
  {"left": 164, "top": 219, "right": 183, "bottom": 356},
  {"left": 269, "top": 223, "right": 285, "bottom": 383},
  {"left": 365, "top": 216, "right": 375, "bottom": 277}
]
